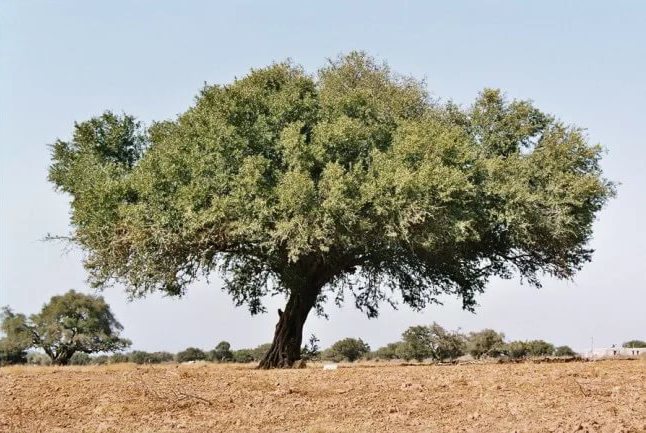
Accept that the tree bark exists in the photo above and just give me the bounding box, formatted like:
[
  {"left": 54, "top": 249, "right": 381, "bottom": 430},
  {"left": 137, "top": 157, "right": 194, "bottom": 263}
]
[{"left": 258, "top": 282, "right": 320, "bottom": 369}]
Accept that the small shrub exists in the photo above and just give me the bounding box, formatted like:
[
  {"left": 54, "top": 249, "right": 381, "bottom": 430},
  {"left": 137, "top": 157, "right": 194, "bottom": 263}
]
[
  {"left": 91, "top": 355, "right": 110, "bottom": 365},
  {"left": 69, "top": 352, "right": 92, "bottom": 365},
  {"left": 26, "top": 352, "right": 51, "bottom": 366},
  {"left": 301, "top": 335, "right": 320, "bottom": 361},
  {"left": 110, "top": 353, "right": 129, "bottom": 363}
]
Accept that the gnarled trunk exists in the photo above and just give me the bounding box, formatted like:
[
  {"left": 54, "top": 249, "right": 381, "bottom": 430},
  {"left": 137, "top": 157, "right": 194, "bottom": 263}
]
[{"left": 258, "top": 283, "right": 320, "bottom": 369}]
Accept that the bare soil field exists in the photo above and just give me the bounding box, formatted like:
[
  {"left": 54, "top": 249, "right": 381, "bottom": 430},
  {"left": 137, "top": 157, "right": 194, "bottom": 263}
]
[{"left": 1, "top": 359, "right": 644, "bottom": 433}]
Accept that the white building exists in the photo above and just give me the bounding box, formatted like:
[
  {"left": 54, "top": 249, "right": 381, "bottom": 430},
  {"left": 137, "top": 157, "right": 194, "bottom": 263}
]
[{"left": 587, "top": 346, "right": 646, "bottom": 358}]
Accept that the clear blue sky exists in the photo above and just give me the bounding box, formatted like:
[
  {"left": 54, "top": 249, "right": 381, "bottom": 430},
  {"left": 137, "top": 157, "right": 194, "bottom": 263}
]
[{"left": 1, "top": 1, "right": 644, "bottom": 353}]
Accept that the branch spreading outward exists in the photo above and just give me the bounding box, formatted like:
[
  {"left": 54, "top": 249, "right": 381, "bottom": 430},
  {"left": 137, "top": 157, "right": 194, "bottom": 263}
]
[{"left": 47, "top": 52, "right": 615, "bottom": 367}]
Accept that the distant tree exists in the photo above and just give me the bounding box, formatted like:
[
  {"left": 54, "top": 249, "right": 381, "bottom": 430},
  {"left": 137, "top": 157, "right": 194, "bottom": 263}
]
[
  {"left": 399, "top": 326, "right": 434, "bottom": 362},
  {"left": 324, "top": 338, "right": 370, "bottom": 362},
  {"left": 175, "top": 347, "right": 207, "bottom": 363},
  {"left": 232, "top": 349, "right": 255, "bottom": 363},
  {"left": 153, "top": 352, "right": 175, "bottom": 363},
  {"left": 372, "top": 342, "right": 405, "bottom": 360},
  {"left": 554, "top": 345, "right": 576, "bottom": 357},
  {"left": 506, "top": 341, "right": 528, "bottom": 359},
  {"left": 0, "top": 291, "right": 130, "bottom": 365},
  {"left": 301, "top": 334, "right": 320, "bottom": 361},
  {"left": 0, "top": 344, "right": 27, "bottom": 366},
  {"left": 0, "top": 308, "right": 32, "bottom": 365},
  {"left": 250, "top": 343, "right": 273, "bottom": 362},
  {"left": 69, "top": 352, "right": 92, "bottom": 365},
  {"left": 49, "top": 52, "right": 614, "bottom": 368},
  {"left": 622, "top": 340, "right": 646, "bottom": 348},
  {"left": 128, "top": 351, "right": 152, "bottom": 364},
  {"left": 209, "top": 341, "right": 234, "bottom": 362},
  {"left": 128, "top": 351, "right": 174, "bottom": 364},
  {"left": 467, "top": 329, "right": 506, "bottom": 359},
  {"left": 428, "top": 322, "right": 466, "bottom": 361},
  {"left": 525, "top": 340, "right": 555, "bottom": 357}
]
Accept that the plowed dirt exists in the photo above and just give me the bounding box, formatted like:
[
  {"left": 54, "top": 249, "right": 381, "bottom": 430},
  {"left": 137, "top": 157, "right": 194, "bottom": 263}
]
[{"left": 1, "top": 360, "right": 644, "bottom": 432}]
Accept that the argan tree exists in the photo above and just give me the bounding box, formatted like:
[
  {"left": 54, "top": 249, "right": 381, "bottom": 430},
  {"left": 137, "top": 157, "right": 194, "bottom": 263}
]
[
  {"left": 622, "top": 340, "right": 646, "bottom": 348},
  {"left": 1, "top": 291, "right": 130, "bottom": 365},
  {"left": 48, "top": 52, "right": 614, "bottom": 368},
  {"left": 210, "top": 341, "right": 234, "bottom": 362},
  {"left": 399, "top": 325, "right": 434, "bottom": 362},
  {"left": 323, "top": 338, "right": 370, "bottom": 362},
  {"left": 467, "top": 329, "right": 506, "bottom": 359}
]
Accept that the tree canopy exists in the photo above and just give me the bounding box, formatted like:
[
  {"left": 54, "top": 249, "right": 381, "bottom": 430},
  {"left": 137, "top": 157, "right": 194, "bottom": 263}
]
[
  {"left": 48, "top": 52, "right": 614, "bottom": 368},
  {"left": 622, "top": 340, "right": 646, "bottom": 348},
  {"left": 1, "top": 290, "right": 130, "bottom": 365}
]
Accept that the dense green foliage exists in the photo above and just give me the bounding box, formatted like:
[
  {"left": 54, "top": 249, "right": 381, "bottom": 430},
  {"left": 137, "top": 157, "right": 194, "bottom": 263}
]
[
  {"left": 506, "top": 341, "right": 529, "bottom": 359},
  {"left": 466, "top": 329, "right": 506, "bottom": 359},
  {"left": 428, "top": 323, "right": 467, "bottom": 361},
  {"left": 524, "top": 340, "right": 555, "bottom": 357},
  {"left": 0, "top": 312, "right": 30, "bottom": 366},
  {"left": 26, "top": 352, "right": 52, "bottom": 365},
  {"left": 323, "top": 338, "right": 370, "bottom": 362},
  {"left": 0, "top": 342, "right": 28, "bottom": 366},
  {"left": 69, "top": 352, "right": 92, "bottom": 365},
  {"left": 554, "top": 345, "right": 576, "bottom": 357},
  {"left": 0, "top": 291, "right": 130, "bottom": 365},
  {"left": 231, "top": 348, "right": 255, "bottom": 363},
  {"left": 374, "top": 323, "right": 465, "bottom": 362},
  {"left": 48, "top": 52, "right": 614, "bottom": 367},
  {"left": 175, "top": 347, "right": 207, "bottom": 363},
  {"left": 209, "top": 341, "right": 234, "bottom": 362},
  {"left": 399, "top": 325, "right": 434, "bottom": 361},
  {"left": 622, "top": 340, "right": 646, "bottom": 348},
  {"left": 109, "top": 353, "right": 129, "bottom": 363},
  {"left": 371, "top": 342, "right": 405, "bottom": 360},
  {"left": 128, "top": 350, "right": 174, "bottom": 364}
]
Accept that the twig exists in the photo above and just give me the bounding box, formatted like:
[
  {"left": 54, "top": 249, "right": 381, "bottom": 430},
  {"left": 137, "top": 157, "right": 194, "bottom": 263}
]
[
  {"left": 176, "top": 391, "right": 213, "bottom": 405},
  {"left": 574, "top": 379, "right": 589, "bottom": 397}
]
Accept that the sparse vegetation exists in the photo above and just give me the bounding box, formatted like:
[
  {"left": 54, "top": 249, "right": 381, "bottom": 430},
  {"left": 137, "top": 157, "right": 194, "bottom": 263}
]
[{"left": 301, "top": 335, "right": 320, "bottom": 361}]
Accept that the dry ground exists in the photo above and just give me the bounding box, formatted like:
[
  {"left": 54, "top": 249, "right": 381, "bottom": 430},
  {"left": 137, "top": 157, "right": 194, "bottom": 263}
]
[{"left": 1, "top": 359, "right": 645, "bottom": 433}]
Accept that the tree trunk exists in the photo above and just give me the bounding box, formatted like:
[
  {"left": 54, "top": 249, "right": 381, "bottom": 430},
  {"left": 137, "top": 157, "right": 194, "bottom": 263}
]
[{"left": 258, "top": 283, "right": 320, "bottom": 369}]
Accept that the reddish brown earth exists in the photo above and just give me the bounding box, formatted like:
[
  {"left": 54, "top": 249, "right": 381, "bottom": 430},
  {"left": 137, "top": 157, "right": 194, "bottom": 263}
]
[{"left": 1, "top": 359, "right": 645, "bottom": 433}]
